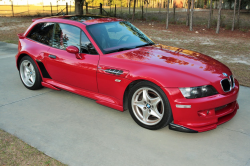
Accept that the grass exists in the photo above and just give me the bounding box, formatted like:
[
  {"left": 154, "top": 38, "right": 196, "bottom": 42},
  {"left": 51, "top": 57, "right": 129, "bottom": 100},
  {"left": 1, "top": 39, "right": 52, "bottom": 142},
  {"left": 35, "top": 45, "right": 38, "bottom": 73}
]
[{"left": 0, "top": 129, "right": 67, "bottom": 166}]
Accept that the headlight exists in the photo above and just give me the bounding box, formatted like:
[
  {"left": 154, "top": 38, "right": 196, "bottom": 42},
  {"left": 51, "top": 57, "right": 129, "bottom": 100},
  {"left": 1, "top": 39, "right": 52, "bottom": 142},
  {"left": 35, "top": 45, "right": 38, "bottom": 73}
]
[{"left": 179, "top": 85, "right": 218, "bottom": 99}]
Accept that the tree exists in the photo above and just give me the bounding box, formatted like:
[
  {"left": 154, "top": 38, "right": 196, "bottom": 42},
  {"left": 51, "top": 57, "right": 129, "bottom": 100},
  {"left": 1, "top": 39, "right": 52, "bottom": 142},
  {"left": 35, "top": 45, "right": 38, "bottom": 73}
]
[
  {"left": 237, "top": 0, "right": 242, "bottom": 28},
  {"left": 216, "top": 0, "right": 222, "bottom": 34},
  {"left": 207, "top": 0, "right": 212, "bottom": 28},
  {"left": 186, "top": 0, "right": 190, "bottom": 26},
  {"left": 166, "top": 0, "right": 169, "bottom": 29},
  {"left": 75, "top": 0, "right": 84, "bottom": 15},
  {"left": 231, "top": 0, "right": 236, "bottom": 31},
  {"left": 189, "top": 0, "right": 194, "bottom": 31},
  {"left": 132, "top": 0, "right": 136, "bottom": 21}
]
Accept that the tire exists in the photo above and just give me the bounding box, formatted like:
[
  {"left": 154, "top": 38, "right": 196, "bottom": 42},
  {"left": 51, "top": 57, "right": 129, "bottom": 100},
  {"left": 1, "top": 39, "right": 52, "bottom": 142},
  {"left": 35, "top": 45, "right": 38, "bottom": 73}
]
[
  {"left": 128, "top": 81, "right": 173, "bottom": 130},
  {"left": 19, "top": 56, "right": 42, "bottom": 90}
]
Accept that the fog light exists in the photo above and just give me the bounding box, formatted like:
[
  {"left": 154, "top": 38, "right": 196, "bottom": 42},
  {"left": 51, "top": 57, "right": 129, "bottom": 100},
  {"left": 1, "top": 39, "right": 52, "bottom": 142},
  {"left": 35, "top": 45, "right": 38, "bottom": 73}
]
[{"left": 198, "top": 109, "right": 214, "bottom": 117}]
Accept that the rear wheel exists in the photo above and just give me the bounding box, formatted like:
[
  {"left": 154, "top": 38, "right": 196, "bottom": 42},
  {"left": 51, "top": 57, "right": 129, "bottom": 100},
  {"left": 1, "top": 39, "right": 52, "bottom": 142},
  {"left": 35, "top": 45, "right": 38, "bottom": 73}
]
[
  {"left": 128, "top": 81, "right": 173, "bottom": 130},
  {"left": 19, "top": 56, "right": 42, "bottom": 90}
]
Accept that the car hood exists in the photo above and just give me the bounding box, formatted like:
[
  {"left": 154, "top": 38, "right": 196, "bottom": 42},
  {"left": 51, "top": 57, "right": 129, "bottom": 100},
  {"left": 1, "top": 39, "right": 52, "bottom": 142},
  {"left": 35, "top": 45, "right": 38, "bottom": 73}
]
[{"left": 112, "top": 44, "right": 232, "bottom": 85}]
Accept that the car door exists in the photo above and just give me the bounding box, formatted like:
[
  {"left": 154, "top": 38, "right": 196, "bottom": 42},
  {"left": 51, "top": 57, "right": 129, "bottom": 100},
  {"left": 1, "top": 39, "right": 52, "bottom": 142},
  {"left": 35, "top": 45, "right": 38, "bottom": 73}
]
[{"left": 45, "top": 23, "right": 99, "bottom": 92}]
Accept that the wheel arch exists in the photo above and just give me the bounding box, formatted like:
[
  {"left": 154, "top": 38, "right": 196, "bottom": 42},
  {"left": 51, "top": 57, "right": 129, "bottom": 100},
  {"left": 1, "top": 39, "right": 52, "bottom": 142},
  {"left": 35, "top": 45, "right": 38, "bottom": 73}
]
[
  {"left": 16, "top": 53, "right": 33, "bottom": 70},
  {"left": 123, "top": 79, "right": 165, "bottom": 111}
]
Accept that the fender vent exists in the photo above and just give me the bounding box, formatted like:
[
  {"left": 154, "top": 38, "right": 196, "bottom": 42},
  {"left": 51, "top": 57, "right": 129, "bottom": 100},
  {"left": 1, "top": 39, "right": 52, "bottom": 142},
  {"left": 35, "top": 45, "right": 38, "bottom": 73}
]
[
  {"left": 36, "top": 60, "right": 51, "bottom": 79},
  {"left": 105, "top": 69, "right": 123, "bottom": 75}
]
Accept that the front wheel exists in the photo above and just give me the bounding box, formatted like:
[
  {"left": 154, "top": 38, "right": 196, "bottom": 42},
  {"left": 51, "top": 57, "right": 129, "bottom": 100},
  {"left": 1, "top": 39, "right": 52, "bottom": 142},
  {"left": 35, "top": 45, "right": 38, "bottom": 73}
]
[{"left": 128, "top": 81, "right": 173, "bottom": 130}]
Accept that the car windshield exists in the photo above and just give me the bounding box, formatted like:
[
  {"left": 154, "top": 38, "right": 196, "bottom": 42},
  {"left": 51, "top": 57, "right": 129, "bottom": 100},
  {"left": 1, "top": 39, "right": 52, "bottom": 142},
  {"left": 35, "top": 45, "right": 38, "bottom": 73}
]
[{"left": 86, "top": 21, "right": 154, "bottom": 54}]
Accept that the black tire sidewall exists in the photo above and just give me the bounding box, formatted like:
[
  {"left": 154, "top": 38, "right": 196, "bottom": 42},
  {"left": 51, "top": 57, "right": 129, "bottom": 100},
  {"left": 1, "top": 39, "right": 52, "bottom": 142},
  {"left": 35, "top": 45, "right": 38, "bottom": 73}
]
[
  {"left": 19, "top": 56, "right": 42, "bottom": 90},
  {"left": 128, "top": 81, "right": 173, "bottom": 130}
]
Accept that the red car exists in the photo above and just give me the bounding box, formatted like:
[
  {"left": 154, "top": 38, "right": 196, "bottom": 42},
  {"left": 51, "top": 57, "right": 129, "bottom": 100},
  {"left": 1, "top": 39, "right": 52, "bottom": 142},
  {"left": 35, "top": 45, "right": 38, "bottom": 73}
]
[{"left": 16, "top": 15, "right": 239, "bottom": 133}]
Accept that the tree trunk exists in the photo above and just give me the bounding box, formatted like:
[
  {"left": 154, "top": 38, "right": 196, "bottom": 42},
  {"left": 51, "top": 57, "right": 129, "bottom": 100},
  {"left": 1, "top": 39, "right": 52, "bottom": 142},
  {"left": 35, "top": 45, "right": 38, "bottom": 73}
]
[
  {"left": 166, "top": 0, "right": 169, "bottom": 29},
  {"left": 75, "top": 0, "right": 83, "bottom": 15},
  {"left": 132, "top": 0, "right": 136, "bottom": 21},
  {"left": 129, "top": 0, "right": 131, "bottom": 14},
  {"left": 173, "top": 0, "right": 176, "bottom": 22},
  {"left": 216, "top": 0, "right": 222, "bottom": 34},
  {"left": 237, "top": 0, "right": 241, "bottom": 28},
  {"left": 231, "top": 0, "right": 236, "bottom": 31},
  {"left": 208, "top": 0, "right": 212, "bottom": 28},
  {"left": 190, "top": 0, "right": 194, "bottom": 31},
  {"left": 186, "top": 0, "right": 190, "bottom": 26}
]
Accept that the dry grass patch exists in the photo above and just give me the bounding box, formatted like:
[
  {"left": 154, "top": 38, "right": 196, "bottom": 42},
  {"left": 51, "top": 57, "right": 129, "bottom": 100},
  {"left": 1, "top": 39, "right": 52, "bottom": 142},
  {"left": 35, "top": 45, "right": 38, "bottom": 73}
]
[{"left": 0, "top": 129, "right": 67, "bottom": 166}]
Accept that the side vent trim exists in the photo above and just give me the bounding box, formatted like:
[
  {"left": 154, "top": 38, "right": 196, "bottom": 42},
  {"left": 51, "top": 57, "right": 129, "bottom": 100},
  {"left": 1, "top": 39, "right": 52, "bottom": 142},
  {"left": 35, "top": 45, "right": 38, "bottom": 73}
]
[
  {"left": 104, "top": 69, "right": 124, "bottom": 75},
  {"left": 36, "top": 60, "right": 51, "bottom": 79}
]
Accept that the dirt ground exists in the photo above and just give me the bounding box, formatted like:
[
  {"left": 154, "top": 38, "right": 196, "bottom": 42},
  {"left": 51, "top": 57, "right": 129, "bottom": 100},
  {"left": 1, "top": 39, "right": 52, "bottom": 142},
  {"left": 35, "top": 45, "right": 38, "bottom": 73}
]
[{"left": 0, "top": 16, "right": 249, "bottom": 86}]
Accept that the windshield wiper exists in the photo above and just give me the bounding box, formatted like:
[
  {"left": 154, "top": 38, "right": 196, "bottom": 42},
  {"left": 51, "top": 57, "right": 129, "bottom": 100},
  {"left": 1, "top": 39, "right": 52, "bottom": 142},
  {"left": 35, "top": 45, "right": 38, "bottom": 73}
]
[
  {"left": 105, "top": 47, "right": 135, "bottom": 54},
  {"left": 135, "top": 43, "right": 155, "bottom": 48}
]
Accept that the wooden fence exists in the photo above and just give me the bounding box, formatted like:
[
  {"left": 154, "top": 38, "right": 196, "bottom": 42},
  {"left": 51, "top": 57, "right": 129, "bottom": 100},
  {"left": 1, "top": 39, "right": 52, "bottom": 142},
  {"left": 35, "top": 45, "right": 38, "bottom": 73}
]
[{"left": 0, "top": 2, "right": 74, "bottom": 16}]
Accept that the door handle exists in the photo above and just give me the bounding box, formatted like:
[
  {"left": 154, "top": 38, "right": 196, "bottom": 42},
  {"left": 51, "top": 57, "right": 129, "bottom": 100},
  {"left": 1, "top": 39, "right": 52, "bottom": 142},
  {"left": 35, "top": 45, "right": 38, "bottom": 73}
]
[{"left": 49, "top": 55, "right": 57, "bottom": 59}]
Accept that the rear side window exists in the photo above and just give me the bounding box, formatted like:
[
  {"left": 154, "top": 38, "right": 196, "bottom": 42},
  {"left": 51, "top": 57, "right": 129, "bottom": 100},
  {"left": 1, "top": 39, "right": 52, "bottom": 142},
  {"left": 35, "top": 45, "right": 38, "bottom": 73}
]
[
  {"left": 52, "top": 23, "right": 80, "bottom": 50},
  {"left": 27, "top": 23, "right": 54, "bottom": 46}
]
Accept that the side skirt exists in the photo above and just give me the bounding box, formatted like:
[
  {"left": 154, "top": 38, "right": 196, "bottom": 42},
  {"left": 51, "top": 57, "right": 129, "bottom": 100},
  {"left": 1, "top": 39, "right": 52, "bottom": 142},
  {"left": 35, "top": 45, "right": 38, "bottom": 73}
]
[{"left": 42, "top": 80, "right": 124, "bottom": 112}]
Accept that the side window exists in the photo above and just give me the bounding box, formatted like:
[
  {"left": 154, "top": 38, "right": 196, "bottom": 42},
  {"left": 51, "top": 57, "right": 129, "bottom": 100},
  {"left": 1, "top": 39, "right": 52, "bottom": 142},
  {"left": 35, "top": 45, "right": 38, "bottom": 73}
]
[
  {"left": 27, "top": 23, "right": 54, "bottom": 45},
  {"left": 52, "top": 23, "right": 80, "bottom": 50},
  {"left": 80, "top": 31, "right": 98, "bottom": 55}
]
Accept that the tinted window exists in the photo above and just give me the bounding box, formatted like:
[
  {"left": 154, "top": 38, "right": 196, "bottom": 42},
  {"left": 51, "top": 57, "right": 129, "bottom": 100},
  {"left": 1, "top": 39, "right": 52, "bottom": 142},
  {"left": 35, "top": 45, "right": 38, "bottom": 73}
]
[
  {"left": 52, "top": 23, "right": 80, "bottom": 50},
  {"left": 27, "top": 23, "right": 54, "bottom": 45},
  {"left": 87, "top": 21, "right": 154, "bottom": 54},
  {"left": 80, "top": 31, "right": 98, "bottom": 55}
]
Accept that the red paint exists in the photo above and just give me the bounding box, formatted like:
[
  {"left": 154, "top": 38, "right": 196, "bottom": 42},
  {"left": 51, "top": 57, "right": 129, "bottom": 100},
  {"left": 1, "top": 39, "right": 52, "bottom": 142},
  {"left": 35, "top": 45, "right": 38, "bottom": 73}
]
[{"left": 15, "top": 16, "right": 239, "bottom": 132}]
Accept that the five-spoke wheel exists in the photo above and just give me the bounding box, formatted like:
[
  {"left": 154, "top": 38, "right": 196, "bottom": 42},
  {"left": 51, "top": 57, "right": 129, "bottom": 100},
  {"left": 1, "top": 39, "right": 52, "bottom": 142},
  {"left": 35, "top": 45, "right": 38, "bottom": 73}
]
[
  {"left": 128, "top": 81, "right": 172, "bottom": 130},
  {"left": 19, "top": 56, "right": 42, "bottom": 90}
]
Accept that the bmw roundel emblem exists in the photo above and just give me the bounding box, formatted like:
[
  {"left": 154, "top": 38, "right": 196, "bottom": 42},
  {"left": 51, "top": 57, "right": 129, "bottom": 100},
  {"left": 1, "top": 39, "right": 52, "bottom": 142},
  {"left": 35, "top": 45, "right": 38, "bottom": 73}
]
[{"left": 222, "top": 73, "right": 228, "bottom": 77}]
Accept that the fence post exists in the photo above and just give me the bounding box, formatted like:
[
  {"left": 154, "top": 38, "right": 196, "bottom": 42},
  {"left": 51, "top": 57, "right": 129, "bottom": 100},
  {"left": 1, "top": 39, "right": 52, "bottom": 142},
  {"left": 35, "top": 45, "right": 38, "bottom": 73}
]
[
  {"left": 11, "top": 1, "right": 14, "bottom": 17},
  {"left": 100, "top": 3, "right": 102, "bottom": 15},
  {"left": 86, "top": 3, "right": 88, "bottom": 14},
  {"left": 27, "top": 0, "right": 29, "bottom": 15},
  {"left": 115, "top": 4, "right": 116, "bottom": 17},
  {"left": 50, "top": 2, "right": 52, "bottom": 16},
  {"left": 141, "top": 5, "right": 143, "bottom": 20},
  {"left": 66, "top": 2, "right": 68, "bottom": 15}
]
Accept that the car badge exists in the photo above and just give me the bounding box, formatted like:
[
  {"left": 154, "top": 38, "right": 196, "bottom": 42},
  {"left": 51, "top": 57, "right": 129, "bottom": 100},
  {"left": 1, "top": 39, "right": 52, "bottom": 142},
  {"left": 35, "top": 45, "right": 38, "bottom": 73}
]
[{"left": 222, "top": 73, "right": 228, "bottom": 77}]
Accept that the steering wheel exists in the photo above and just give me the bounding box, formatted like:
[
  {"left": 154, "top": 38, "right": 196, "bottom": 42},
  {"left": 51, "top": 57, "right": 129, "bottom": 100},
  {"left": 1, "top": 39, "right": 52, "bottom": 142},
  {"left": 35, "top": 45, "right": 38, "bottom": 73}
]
[{"left": 117, "top": 34, "right": 131, "bottom": 45}]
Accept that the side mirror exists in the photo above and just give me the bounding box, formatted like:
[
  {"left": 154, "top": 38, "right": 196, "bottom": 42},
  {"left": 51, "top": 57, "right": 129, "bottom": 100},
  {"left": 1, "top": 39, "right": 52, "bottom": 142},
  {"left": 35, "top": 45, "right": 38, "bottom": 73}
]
[
  {"left": 66, "top": 46, "right": 82, "bottom": 59},
  {"left": 17, "top": 33, "right": 25, "bottom": 39}
]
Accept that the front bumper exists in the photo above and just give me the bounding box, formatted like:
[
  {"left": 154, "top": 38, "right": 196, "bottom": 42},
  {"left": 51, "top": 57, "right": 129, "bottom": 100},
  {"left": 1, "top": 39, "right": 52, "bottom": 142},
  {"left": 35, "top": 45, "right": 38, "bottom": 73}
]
[{"left": 163, "top": 79, "right": 240, "bottom": 133}]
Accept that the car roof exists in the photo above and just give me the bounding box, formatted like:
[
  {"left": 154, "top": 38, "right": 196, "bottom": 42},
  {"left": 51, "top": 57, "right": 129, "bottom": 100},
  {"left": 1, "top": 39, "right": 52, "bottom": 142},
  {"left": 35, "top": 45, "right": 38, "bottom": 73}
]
[{"left": 32, "top": 15, "right": 124, "bottom": 25}]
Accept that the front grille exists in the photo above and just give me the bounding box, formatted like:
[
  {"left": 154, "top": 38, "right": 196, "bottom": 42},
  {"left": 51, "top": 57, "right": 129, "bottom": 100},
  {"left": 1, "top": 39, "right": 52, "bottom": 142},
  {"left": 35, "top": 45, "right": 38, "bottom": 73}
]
[
  {"left": 215, "top": 104, "right": 227, "bottom": 111},
  {"left": 221, "top": 75, "right": 235, "bottom": 92},
  {"left": 221, "top": 79, "right": 231, "bottom": 92}
]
